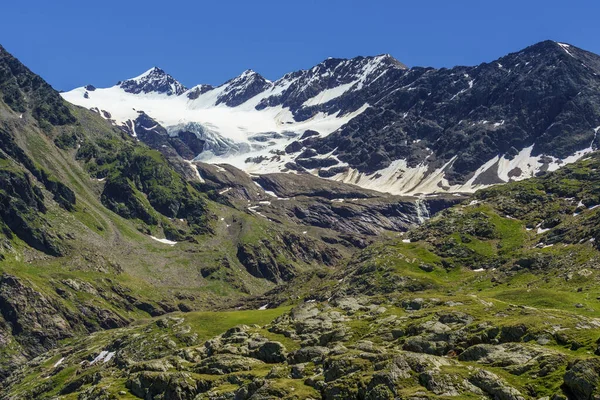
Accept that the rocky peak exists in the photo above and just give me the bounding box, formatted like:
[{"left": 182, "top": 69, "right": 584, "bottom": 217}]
[
  {"left": 489, "top": 40, "right": 600, "bottom": 75},
  {"left": 373, "top": 53, "right": 408, "bottom": 69},
  {"left": 215, "top": 69, "right": 273, "bottom": 107},
  {"left": 254, "top": 54, "right": 408, "bottom": 112},
  {"left": 119, "top": 66, "right": 187, "bottom": 96},
  {"left": 186, "top": 84, "right": 215, "bottom": 100},
  {"left": 307, "top": 53, "right": 406, "bottom": 81}
]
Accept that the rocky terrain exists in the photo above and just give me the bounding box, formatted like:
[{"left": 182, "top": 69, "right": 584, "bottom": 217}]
[
  {"left": 5, "top": 151, "right": 600, "bottom": 399},
  {"left": 0, "top": 41, "right": 600, "bottom": 399}
]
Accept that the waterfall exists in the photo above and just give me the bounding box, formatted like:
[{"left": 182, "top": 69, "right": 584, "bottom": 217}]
[{"left": 415, "top": 199, "right": 430, "bottom": 224}]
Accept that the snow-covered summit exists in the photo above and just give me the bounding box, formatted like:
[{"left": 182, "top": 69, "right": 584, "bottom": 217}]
[{"left": 119, "top": 67, "right": 187, "bottom": 96}]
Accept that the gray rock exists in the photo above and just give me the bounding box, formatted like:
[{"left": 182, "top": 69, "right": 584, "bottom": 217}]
[
  {"left": 291, "top": 363, "right": 306, "bottom": 379},
  {"left": 196, "top": 354, "right": 264, "bottom": 375},
  {"left": 563, "top": 358, "right": 600, "bottom": 400},
  {"left": 438, "top": 312, "right": 474, "bottom": 325},
  {"left": 249, "top": 341, "right": 287, "bottom": 363},
  {"left": 469, "top": 369, "right": 526, "bottom": 400},
  {"left": 291, "top": 346, "right": 330, "bottom": 364},
  {"left": 402, "top": 298, "right": 425, "bottom": 310},
  {"left": 459, "top": 343, "right": 543, "bottom": 366},
  {"left": 419, "top": 371, "right": 461, "bottom": 396},
  {"left": 419, "top": 264, "right": 435, "bottom": 272}
]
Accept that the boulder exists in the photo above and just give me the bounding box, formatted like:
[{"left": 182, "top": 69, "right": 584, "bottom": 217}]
[
  {"left": 250, "top": 341, "right": 287, "bottom": 363},
  {"left": 469, "top": 369, "right": 526, "bottom": 400},
  {"left": 563, "top": 358, "right": 600, "bottom": 400}
]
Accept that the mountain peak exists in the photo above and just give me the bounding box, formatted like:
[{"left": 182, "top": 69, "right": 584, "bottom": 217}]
[
  {"left": 372, "top": 53, "right": 408, "bottom": 69},
  {"left": 130, "top": 66, "right": 168, "bottom": 81},
  {"left": 119, "top": 67, "right": 187, "bottom": 96},
  {"left": 229, "top": 69, "right": 268, "bottom": 84},
  {"left": 216, "top": 69, "right": 272, "bottom": 107},
  {"left": 517, "top": 39, "right": 583, "bottom": 58}
]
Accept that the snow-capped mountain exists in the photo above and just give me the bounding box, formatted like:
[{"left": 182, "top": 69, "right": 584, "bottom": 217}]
[
  {"left": 62, "top": 54, "right": 398, "bottom": 167},
  {"left": 118, "top": 67, "right": 187, "bottom": 96},
  {"left": 62, "top": 41, "right": 600, "bottom": 195}
]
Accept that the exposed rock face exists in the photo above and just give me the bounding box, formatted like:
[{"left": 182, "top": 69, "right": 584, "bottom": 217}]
[
  {"left": 469, "top": 369, "right": 526, "bottom": 400},
  {"left": 0, "top": 127, "right": 78, "bottom": 255},
  {"left": 0, "top": 168, "right": 63, "bottom": 256},
  {"left": 167, "top": 122, "right": 244, "bottom": 159},
  {"left": 564, "top": 359, "right": 600, "bottom": 400},
  {"left": 236, "top": 233, "right": 341, "bottom": 283},
  {"left": 127, "top": 371, "right": 201, "bottom": 400},
  {"left": 215, "top": 70, "right": 273, "bottom": 107},
  {"left": 0, "top": 274, "right": 76, "bottom": 354},
  {"left": 129, "top": 112, "right": 206, "bottom": 161},
  {"left": 254, "top": 172, "right": 380, "bottom": 200},
  {"left": 195, "top": 162, "right": 268, "bottom": 201},
  {"left": 0, "top": 45, "right": 75, "bottom": 126},
  {"left": 304, "top": 41, "right": 600, "bottom": 188},
  {"left": 196, "top": 161, "right": 463, "bottom": 236}
]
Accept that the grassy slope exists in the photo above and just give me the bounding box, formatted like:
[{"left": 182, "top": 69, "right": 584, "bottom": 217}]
[
  {"left": 0, "top": 79, "right": 352, "bottom": 385},
  {"left": 6, "top": 153, "right": 600, "bottom": 398}
]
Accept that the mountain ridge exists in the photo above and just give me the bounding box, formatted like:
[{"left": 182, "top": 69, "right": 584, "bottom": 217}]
[{"left": 61, "top": 40, "right": 600, "bottom": 196}]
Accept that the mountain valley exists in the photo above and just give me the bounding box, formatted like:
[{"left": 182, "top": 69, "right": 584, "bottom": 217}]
[{"left": 0, "top": 40, "right": 599, "bottom": 399}]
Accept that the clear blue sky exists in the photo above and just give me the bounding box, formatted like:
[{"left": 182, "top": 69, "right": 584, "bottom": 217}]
[{"left": 1, "top": 0, "right": 598, "bottom": 91}]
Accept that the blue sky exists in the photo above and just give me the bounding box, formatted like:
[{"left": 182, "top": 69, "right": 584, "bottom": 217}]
[{"left": 1, "top": 0, "right": 598, "bottom": 91}]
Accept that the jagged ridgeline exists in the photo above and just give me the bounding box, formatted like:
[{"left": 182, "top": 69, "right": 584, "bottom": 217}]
[
  {"left": 63, "top": 41, "right": 600, "bottom": 196},
  {"left": 1, "top": 41, "right": 600, "bottom": 399}
]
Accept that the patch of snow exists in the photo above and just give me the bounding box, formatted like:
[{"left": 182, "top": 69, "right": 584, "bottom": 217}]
[
  {"left": 150, "top": 236, "right": 177, "bottom": 246},
  {"left": 557, "top": 42, "right": 575, "bottom": 58},
  {"left": 537, "top": 227, "right": 550, "bottom": 234},
  {"left": 472, "top": 268, "right": 485, "bottom": 272},
  {"left": 247, "top": 205, "right": 268, "bottom": 219},
  {"left": 53, "top": 357, "right": 65, "bottom": 368},
  {"left": 402, "top": 239, "right": 411, "bottom": 243},
  {"left": 302, "top": 82, "right": 355, "bottom": 107},
  {"left": 258, "top": 304, "right": 269, "bottom": 310},
  {"left": 185, "top": 160, "right": 205, "bottom": 183},
  {"left": 90, "top": 351, "right": 108, "bottom": 365},
  {"left": 103, "top": 352, "right": 115, "bottom": 363}
]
